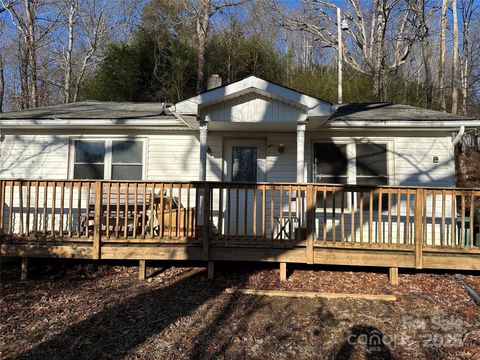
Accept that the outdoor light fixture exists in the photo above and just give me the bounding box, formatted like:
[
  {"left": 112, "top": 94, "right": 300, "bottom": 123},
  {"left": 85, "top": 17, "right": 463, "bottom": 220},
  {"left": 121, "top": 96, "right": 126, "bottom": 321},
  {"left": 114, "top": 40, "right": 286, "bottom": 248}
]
[{"left": 278, "top": 144, "right": 285, "bottom": 153}]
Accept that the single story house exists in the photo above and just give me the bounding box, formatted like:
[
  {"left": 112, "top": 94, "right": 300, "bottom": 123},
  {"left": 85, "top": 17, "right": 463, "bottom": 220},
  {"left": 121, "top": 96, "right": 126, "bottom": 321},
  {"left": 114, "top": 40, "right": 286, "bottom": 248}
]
[
  {"left": 1, "top": 76, "right": 479, "bottom": 276},
  {"left": 2, "top": 76, "right": 478, "bottom": 186}
]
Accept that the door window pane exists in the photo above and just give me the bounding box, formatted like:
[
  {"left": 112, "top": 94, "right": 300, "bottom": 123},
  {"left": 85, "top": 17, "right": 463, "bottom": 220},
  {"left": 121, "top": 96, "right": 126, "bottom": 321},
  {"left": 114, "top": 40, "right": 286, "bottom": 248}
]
[
  {"left": 232, "top": 146, "right": 257, "bottom": 182},
  {"left": 74, "top": 141, "right": 105, "bottom": 179}
]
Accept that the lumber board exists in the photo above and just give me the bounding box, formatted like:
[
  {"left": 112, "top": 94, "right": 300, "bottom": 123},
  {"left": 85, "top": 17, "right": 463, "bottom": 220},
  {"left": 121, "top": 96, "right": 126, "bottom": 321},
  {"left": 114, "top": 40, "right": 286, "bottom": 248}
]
[{"left": 225, "top": 288, "right": 397, "bottom": 301}]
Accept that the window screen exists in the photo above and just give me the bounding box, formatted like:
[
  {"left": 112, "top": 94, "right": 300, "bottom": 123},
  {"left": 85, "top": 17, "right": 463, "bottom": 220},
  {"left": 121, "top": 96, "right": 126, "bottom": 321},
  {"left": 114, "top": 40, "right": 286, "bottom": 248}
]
[
  {"left": 232, "top": 146, "right": 257, "bottom": 182},
  {"left": 111, "top": 141, "right": 143, "bottom": 180},
  {"left": 314, "top": 143, "right": 348, "bottom": 184},
  {"left": 73, "top": 141, "right": 105, "bottom": 179}
]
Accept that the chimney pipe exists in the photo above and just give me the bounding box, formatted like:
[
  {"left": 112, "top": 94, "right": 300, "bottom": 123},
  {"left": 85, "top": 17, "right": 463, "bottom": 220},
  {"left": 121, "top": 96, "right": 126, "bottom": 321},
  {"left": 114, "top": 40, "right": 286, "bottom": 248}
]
[{"left": 206, "top": 74, "right": 222, "bottom": 90}]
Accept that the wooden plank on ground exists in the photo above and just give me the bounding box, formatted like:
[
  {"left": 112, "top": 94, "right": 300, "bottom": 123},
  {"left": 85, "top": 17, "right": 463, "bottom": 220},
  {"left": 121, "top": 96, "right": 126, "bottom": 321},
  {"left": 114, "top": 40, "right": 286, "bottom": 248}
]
[{"left": 225, "top": 288, "right": 397, "bottom": 301}]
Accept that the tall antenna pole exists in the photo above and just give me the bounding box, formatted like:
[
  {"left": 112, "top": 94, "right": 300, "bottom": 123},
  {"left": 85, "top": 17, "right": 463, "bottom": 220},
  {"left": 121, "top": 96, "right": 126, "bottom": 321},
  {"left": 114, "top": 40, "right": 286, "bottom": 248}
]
[{"left": 337, "top": 7, "right": 343, "bottom": 104}]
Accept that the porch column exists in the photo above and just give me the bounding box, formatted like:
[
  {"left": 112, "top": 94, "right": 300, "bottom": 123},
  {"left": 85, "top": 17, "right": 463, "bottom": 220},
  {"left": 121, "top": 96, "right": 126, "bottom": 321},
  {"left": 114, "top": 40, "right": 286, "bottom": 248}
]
[
  {"left": 296, "top": 122, "right": 306, "bottom": 183},
  {"left": 296, "top": 122, "right": 306, "bottom": 228},
  {"left": 199, "top": 121, "right": 208, "bottom": 181}
]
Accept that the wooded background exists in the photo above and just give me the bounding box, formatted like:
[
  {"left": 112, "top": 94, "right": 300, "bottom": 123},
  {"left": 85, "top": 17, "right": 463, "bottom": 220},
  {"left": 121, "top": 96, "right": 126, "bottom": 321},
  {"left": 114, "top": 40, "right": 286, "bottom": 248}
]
[{"left": 0, "top": 0, "right": 479, "bottom": 116}]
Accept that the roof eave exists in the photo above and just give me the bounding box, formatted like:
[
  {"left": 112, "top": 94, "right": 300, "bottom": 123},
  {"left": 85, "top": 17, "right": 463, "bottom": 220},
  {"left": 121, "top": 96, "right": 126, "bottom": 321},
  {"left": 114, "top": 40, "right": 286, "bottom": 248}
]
[
  {"left": 0, "top": 118, "right": 188, "bottom": 130},
  {"left": 325, "top": 119, "right": 480, "bottom": 130}
]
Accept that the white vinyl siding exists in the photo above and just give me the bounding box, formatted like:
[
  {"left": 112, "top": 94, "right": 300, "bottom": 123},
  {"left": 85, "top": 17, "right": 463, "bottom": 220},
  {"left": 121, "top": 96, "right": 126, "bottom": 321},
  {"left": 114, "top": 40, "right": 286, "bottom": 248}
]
[
  {"left": 147, "top": 133, "right": 200, "bottom": 181},
  {"left": 202, "top": 92, "right": 305, "bottom": 123},
  {"left": 393, "top": 136, "right": 455, "bottom": 186},
  {"left": 0, "top": 134, "right": 69, "bottom": 179},
  {"left": 0, "top": 131, "right": 455, "bottom": 187}
]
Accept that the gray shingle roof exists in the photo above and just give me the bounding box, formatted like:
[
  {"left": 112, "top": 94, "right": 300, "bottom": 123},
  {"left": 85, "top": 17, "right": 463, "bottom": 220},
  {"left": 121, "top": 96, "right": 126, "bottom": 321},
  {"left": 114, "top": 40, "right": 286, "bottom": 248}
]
[
  {"left": 0, "top": 101, "right": 173, "bottom": 120},
  {"left": 329, "top": 103, "right": 476, "bottom": 121}
]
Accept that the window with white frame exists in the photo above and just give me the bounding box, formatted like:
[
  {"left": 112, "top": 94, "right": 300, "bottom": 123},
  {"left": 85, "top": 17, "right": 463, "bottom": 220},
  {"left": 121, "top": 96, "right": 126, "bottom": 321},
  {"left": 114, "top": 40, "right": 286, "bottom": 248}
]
[
  {"left": 72, "top": 139, "right": 144, "bottom": 180},
  {"left": 313, "top": 140, "right": 391, "bottom": 210}
]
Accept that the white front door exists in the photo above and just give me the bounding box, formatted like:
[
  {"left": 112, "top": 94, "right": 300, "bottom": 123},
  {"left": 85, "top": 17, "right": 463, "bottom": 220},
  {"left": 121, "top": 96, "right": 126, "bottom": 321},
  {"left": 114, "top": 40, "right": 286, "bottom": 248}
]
[{"left": 222, "top": 139, "right": 266, "bottom": 236}]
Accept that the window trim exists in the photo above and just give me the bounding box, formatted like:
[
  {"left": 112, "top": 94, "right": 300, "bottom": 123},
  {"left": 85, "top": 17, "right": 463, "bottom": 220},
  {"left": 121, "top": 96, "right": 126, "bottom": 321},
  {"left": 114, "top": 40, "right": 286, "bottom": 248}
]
[
  {"left": 68, "top": 136, "right": 147, "bottom": 180},
  {"left": 311, "top": 138, "right": 395, "bottom": 211},
  {"left": 311, "top": 138, "right": 394, "bottom": 186}
]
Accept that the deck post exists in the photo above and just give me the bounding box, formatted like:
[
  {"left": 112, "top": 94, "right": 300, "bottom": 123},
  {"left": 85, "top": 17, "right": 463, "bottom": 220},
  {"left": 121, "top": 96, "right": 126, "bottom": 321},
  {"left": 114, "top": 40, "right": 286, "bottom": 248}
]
[
  {"left": 207, "top": 261, "right": 215, "bottom": 279},
  {"left": 296, "top": 123, "right": 306, "bottom": 183},
  {"left": 139, "top": 260, "right": 147, "bottom": 281},
  {"left": 202, "top": 183, "right": 211, "bottom": 261},
  {"left": 21, "top": 257, "right": 28, "bottom": 280},
  {"left": 389, "top": 267, "right": 399, "bottom": 285},
  {"left": 199, "top": 121, "right": 208, "bottom": 181},
  {"left": 414, "top": 189, "right": 424, "bottom": 269},
  {"left": 92, "top": 181, "right": 103, "bottom": 260},
  {"left": 279, "top": 262, "right": 287, "bottom": 281}
]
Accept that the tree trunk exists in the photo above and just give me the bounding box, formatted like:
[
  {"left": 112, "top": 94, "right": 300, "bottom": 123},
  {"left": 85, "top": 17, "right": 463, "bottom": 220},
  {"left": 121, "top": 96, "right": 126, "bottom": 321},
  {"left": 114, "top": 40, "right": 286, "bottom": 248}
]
[
  {"left": 451, "top": 0, "right": 459, "bottom": 114},
  {"left": 20, "top": 43, "right": 30, "bottom": 109},
  {"left": 0, "top": 55, "right": 4, "bottom": 112},
  {"left": 196, "top": 0, "right": 211, "bottom": 94},
  {"left": 438, "top": 0, "right": 448, "bottom": 112},
  {"left": 461, "top": 57, "right": 468, "bottom": 114},
  {"left": 25, "top": 0, "right": 38, "bottom": 108},
  {"left": 64, "top": 0, "right": 77, "bottom": 103},
  {"left": 460, "top": 0, "right": 474, "bottom": 115},
  {"left": 419, "top": 0, "right": 433, "bottom": 109},
  {"left": 373, "top": 0, "right": 387, "bottom": 101}
]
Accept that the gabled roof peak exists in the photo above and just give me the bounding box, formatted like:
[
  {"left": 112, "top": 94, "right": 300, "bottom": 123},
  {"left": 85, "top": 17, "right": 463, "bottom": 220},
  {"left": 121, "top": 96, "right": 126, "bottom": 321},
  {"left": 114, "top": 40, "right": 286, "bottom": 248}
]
[{"left": 173, "top": 75, "right": 332, "bottom": 119}]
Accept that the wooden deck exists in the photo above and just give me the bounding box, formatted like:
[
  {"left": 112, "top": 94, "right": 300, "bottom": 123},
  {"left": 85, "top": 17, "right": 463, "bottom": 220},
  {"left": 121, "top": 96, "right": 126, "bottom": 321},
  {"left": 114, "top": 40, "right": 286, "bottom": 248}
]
[{"left": 1, "top": 179, "right": 479, "bottom": 272}]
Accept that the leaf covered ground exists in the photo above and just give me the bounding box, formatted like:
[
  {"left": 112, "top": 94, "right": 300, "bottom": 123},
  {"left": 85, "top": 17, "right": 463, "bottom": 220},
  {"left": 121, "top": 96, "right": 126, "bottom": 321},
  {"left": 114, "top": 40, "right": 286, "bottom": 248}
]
[{"left": 1, "top": 259, "right": 479, "bottom": 360}]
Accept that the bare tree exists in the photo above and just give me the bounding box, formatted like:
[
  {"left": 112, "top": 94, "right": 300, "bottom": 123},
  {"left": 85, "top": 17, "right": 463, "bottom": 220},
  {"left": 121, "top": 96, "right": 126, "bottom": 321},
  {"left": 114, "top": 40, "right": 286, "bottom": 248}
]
[
  {"left": 185, "top": 0, "right": 245, "bottom": 93},
  {"left": 0, "top": 14, "right": 6, "bottom": 112},
  {"left": 71, "top": 0, "right": 114, "bottom": 101},
  {"left": 451, "top": 0, "right": 459, "bottom": 114},
  {"left": 63, "top": 0, "right": 78, "bottom": 103},
  {"left": 272, "top": 0, "right": 417, "bottom": 101},
  {"left": 438, "top": 0, "right": 448, "bottom": 112},
  {"left": 459, "top": 0, "right": 478, "bottom": 115},
  {"left": 0, "top": 54, "right": 4, "bottom": 112},
  {"left": 2, "top": 0, "right": 60, "bottom": 108},
  {"left": 414, "top": 0, "right": 434, "bottom": 109}
]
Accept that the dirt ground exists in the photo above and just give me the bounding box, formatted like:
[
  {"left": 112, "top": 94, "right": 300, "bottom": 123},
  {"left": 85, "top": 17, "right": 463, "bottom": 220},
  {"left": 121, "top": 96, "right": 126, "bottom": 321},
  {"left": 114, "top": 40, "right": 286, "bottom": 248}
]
[{"left": 1, "top": 259, "right": 479, "bottom": 360}]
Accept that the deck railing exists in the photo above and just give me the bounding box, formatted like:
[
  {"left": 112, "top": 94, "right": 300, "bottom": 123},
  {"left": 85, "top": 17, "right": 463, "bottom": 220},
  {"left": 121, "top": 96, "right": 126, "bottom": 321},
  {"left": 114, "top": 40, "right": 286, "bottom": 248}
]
[{"left": 1, "top": 180, "right": 479, "bottom": 258}]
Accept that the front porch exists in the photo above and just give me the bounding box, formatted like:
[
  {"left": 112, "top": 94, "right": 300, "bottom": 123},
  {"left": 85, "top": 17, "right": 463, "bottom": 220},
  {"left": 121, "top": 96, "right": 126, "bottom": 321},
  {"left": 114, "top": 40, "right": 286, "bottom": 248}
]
[{"left": 1, "top": 179, "right": 479, "bottom": 276}]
